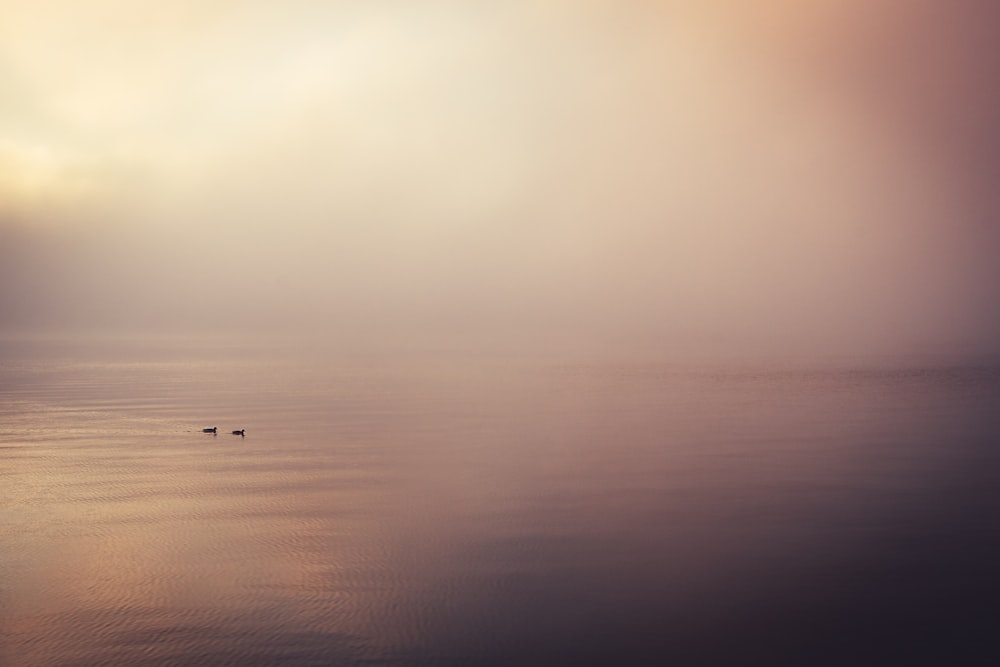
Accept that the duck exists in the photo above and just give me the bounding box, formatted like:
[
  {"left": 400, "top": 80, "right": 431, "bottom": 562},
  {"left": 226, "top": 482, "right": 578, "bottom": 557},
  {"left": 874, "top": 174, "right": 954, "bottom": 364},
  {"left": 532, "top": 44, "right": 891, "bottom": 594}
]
[
  {"left": 232, "top": 429, "right": 245, "bottom": 436},
  {"left": 202, "top": 427, "right": 217, "bottom": 433}
]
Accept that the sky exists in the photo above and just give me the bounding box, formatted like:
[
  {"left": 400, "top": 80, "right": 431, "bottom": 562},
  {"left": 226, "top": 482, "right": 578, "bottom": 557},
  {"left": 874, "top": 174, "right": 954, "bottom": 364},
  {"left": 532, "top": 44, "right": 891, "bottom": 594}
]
[{"left": 1, "top": 0, "right": 998, "bottom": 356}]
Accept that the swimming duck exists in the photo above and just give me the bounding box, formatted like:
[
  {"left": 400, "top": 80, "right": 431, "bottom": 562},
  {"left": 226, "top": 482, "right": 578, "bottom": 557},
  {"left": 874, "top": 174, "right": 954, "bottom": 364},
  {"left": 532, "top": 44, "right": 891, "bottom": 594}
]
[
  {"left": 202, "top": 427, "right": 217, "bottom": 433},
  {"left": 232, "top": 429, "right": 245, "bottom": 436}
]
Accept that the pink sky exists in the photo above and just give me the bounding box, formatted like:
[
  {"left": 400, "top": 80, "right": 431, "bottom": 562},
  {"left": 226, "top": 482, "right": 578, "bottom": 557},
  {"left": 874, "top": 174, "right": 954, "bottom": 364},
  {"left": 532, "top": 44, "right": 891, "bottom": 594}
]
[{"left": 1, "top": 1, "right": 998, "bottom": 356}]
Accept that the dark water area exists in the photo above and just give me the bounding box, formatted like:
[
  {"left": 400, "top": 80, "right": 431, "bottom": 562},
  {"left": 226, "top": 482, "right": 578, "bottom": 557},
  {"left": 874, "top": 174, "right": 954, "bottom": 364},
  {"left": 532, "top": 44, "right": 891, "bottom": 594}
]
[{"left": 2, "top": 337, "right": 999, "bottom": 666}]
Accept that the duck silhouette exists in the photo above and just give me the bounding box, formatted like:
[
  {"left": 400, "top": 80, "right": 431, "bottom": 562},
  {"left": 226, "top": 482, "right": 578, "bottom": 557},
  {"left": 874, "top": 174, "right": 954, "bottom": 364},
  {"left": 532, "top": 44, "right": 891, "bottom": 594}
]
[
  {"left": 232, "top": 429, "right": 245, "bottom": 436},
  {"left": 202, "top": 427, "right": 217, "bottom": 434}
]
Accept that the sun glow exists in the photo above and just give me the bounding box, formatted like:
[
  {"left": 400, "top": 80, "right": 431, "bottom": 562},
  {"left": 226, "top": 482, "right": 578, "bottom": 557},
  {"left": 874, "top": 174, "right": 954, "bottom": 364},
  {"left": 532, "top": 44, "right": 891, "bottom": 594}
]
[{"left": 1, "top": 0, "right": 997, "bottom": 352}]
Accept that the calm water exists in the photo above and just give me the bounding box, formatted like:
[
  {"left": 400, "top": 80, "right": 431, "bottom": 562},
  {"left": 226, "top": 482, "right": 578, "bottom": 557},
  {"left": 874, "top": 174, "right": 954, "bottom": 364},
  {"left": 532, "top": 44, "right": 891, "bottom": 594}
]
[{"left": 2, "top": 338, "right": 999, "bottom": 666}]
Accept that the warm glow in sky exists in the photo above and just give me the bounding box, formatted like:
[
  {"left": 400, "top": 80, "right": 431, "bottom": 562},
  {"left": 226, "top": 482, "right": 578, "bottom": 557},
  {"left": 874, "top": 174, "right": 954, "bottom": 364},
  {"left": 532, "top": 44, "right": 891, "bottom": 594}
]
[{"left": 2, "top": 0, "right": 998, "bottom": 355}]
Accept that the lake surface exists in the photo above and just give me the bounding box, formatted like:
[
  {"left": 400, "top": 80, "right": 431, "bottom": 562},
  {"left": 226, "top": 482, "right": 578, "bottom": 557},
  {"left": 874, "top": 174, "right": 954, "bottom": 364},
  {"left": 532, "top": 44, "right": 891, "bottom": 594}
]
[{"left": 2, "top": 337, "right": 999, "bottom": 666}]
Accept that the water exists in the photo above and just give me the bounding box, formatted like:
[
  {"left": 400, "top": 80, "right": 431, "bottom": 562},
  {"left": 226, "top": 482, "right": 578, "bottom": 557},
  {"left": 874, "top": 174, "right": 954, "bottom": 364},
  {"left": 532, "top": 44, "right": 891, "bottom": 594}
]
[{"left": 2, "top": 337, "right": 999, "bottom": 666}]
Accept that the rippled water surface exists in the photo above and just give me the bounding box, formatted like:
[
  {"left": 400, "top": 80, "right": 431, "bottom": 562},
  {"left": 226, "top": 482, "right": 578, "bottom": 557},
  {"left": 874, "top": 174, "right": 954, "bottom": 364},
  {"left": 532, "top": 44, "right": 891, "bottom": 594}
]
[{"left": 3, "top": 338, "right": 999, "bottom": 666}]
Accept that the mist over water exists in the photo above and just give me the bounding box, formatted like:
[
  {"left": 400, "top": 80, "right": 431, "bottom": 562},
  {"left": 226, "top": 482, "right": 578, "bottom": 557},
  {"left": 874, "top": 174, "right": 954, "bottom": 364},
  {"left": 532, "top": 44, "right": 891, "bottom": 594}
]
[
  {"left": 3, "top": 2, "right": 1000, "bottom": 664},
  {"left": 2, "top": 1, "right": 999, "bottom": 355}
]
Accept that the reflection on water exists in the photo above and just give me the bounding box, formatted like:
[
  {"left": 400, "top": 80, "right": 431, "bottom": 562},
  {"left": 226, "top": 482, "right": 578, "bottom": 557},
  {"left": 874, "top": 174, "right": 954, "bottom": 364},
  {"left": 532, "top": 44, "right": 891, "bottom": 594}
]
[{"left": 2, "top": 338, "right": 999, "bottom": 665}]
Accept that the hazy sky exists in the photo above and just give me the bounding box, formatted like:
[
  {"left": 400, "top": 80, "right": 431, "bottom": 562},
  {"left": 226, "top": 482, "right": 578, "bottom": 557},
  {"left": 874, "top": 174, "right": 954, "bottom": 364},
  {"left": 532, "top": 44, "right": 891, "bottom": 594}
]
[{"left": 2, "top": 1, "right": 998, "bottom": 355}]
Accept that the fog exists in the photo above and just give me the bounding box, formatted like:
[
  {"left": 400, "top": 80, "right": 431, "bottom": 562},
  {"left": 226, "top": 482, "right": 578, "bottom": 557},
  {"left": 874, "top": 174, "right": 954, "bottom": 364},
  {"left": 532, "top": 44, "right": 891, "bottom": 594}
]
[{"left": 2, "top": 1, "right": 999, "bottom": 357}]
